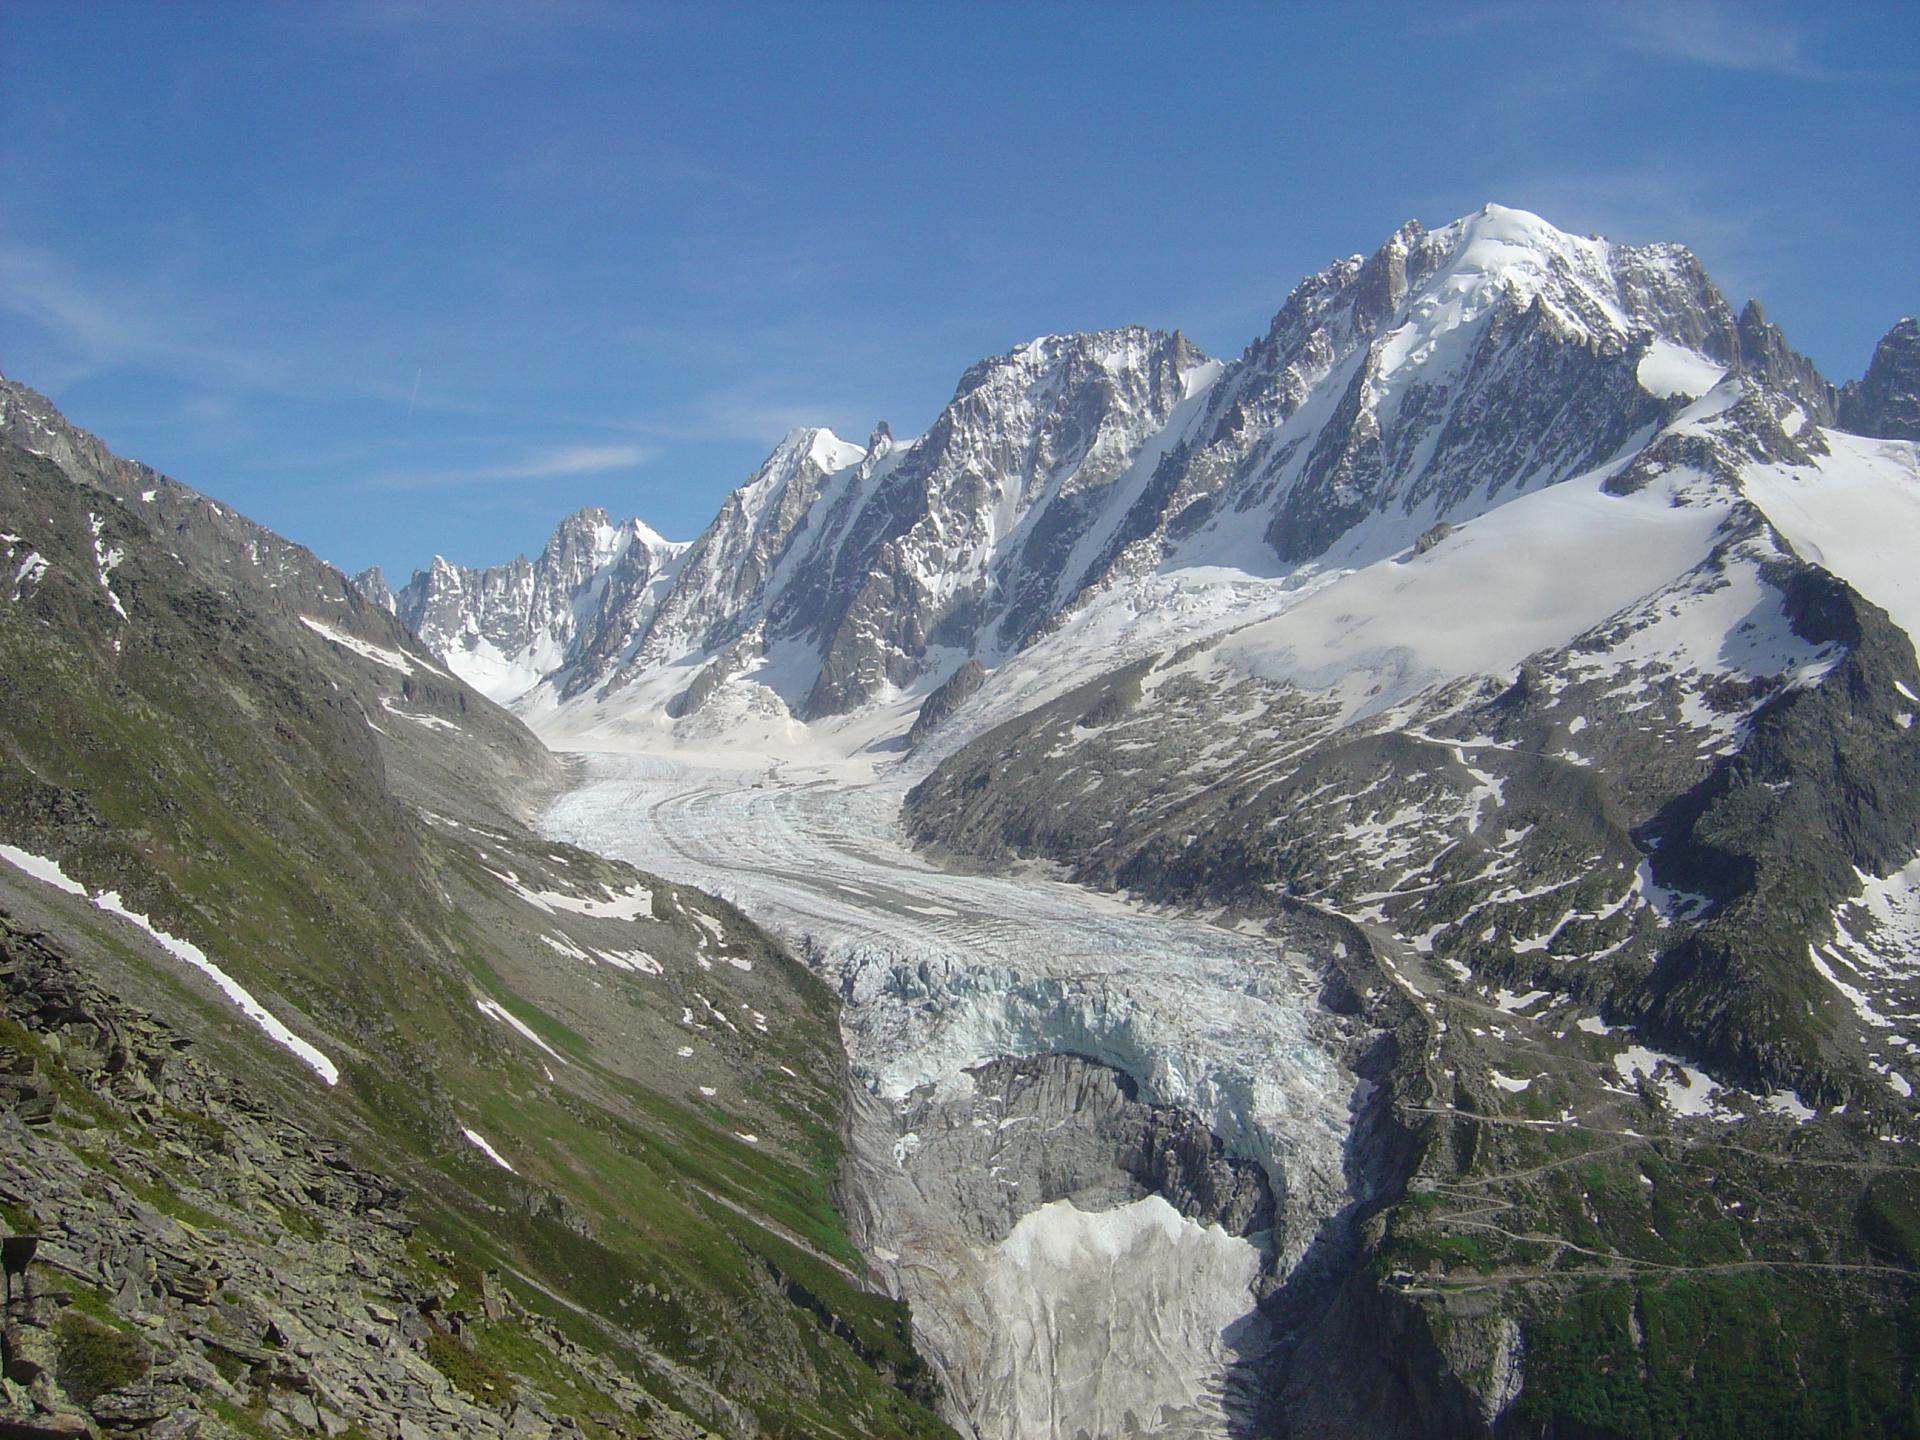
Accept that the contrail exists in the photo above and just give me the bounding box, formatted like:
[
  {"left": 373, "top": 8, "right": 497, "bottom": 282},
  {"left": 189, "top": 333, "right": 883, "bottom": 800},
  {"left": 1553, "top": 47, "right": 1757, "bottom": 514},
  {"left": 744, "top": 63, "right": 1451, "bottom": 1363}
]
[{"left": 406, "top": 368, "right": 421, "bottom": 419}]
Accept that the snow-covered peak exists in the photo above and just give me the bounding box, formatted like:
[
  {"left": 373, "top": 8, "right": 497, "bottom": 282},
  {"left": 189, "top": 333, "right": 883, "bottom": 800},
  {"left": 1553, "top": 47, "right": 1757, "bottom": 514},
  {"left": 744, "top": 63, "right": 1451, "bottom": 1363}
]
[
  {"left": 1438, "top": 202, "right": 1606, "bottom": 270},
  {"left": 809, "top": 427, "right": 867, "bottom": 474},
  {"left": 752, "top": 426, "right": 866, "bottom": 485},
  {"left": 1252, "top": 203, "right": 1728, "bottom": 386},
  {"left": 954, "top": 327, "right": 1198, "bottom": 404},
  {"left": 627, "top": 516, "right": 682, "bottom": 555},
  {"left": 1417, "top": 204, "right": 1629, "bottom": 337},
  {"left": 387, "top": 203, "right": 1855, "bottom": 750}
]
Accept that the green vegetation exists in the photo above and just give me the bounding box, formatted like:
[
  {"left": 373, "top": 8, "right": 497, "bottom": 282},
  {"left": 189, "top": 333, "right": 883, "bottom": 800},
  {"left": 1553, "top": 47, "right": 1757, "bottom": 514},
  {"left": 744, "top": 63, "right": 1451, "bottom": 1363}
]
[
  {"left": 1517, "top": 1275, "right": 1920, "bottom": 1440},
  {"left": 423, "top": 1324, "right": 517, "bottom": 1405},
  {"left": 0, "top": 1196, "right": 40, "bottom": 1235},
  {"left": 1860, "top": 1172, "right": 1920, "bottom": 1266},
  {"left": 55, "top": 1311, "right": 151, "bottom": 1405}
]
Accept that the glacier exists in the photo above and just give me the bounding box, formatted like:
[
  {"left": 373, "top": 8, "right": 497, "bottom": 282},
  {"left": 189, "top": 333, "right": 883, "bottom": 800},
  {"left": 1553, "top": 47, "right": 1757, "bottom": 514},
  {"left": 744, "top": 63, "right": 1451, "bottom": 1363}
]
[{"left": 542, "top": 753, "right": 1361, "bottom": 1438}]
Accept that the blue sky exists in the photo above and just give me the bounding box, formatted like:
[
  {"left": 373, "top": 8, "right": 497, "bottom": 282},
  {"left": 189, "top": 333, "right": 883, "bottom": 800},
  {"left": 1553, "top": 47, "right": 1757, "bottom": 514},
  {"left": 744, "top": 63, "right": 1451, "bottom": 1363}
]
[{"left": 2, "top": 2, "right": 1915, "bottom": 582}]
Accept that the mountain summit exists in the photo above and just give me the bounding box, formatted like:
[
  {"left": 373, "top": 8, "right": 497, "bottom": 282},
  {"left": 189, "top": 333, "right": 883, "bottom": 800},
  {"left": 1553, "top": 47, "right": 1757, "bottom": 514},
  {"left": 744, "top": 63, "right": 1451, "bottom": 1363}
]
[{"left": 380, "top": 206, "right": 1859, "bottom": 743}]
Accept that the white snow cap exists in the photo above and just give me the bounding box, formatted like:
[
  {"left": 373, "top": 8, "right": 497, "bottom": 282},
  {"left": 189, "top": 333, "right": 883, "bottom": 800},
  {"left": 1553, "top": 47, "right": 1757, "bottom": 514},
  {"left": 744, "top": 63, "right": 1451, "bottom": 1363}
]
[{"left": 810, "top": 427, "right": 866, "bottom": 473}]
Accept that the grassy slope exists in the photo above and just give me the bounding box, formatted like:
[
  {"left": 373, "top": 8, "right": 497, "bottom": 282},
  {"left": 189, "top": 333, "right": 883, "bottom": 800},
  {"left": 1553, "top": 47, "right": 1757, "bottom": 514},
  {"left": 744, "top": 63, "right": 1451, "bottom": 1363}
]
[{"left": 0, "top": 434, "right": 950, "bottom": 1439}]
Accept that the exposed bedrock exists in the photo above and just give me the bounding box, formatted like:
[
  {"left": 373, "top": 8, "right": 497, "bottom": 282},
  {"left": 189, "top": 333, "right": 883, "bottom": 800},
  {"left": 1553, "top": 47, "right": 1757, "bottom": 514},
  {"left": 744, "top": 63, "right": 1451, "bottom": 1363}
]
[{"left": 838, "top": 1052, "right": 1286, "bottom": 1440}]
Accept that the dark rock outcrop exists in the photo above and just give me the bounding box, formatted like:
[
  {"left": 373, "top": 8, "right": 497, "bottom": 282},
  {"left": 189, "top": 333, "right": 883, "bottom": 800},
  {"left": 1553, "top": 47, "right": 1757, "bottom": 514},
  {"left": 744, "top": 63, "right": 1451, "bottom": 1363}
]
[
  {"left": 907, "top": 660, "right": 987, "bottom": 748},
  {"left": 1838, "top": 316, "right": 1920, "bottom": 440},
  {"left": 1735, "top": 299, "right": 1838, "bottom": 423}
]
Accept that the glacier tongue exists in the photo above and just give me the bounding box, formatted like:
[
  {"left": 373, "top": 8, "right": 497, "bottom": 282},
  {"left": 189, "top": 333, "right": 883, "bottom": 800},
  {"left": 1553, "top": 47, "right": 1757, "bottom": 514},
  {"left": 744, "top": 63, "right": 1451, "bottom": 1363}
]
[
  {"left": 973, "top": 1197, "right": 1269, "bottom": 1440},
  {"left": 539, "top": 752, "right": 1359, "bottom": 1438}
]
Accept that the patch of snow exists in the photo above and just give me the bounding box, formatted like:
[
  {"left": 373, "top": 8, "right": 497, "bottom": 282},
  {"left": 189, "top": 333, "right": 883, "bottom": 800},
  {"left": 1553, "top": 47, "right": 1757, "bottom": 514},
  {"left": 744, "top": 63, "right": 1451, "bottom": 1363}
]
[
  {"left": 12, "top": 550, "right": 49, "bottom": 598},
  {"left": 1808, "top": 944, "right": 1892, "bottom": 1028},
  {"left": 1761, "top": 1090, "right": 1817, "bottom": 1122},
  {"left": 298, "top": 616, "right": 418, "bottom": 676},
  {"left": 596, "top": 947, "right": 664, "bottom": 976},
  {"left": 475, "top": 997, "right": 567, "bottom": 1062},
  {"left": 378, "top": 697, "right": 461, "bottom": 733},
  {"left": 1633, "top": 859, "right": 1712, "bottom": 924},
  {"left": 538, "top": 932, "right": 595, "bottom": 964},
  {"left": 98, "top": 888, "right": 339, "bottom": 1085},
  {"left": 3, "top": 847, "right": 339, "bottom": 1087},
  {"left": 481, "top": 865, "right": 653, "bottom": 921},
  {"left": 1612, "top": 1044, "right": 1716, "bottom": 1116},
  {"left": 1636, "top": 340, "right": 1726, "bottom": 400},
  {"left": 461, "top": 1127, "right": 516, "bottom": 1172},
  {"left": 1492, "top": 988, "right": 1550, "bottom": 1014},
  {"left": 0, "top": 842, "right": 86, "bottom": 896},
  {"left": 88, "top": 513, "right": 127, "bottom": 620},
  {"left": 1743, "top": 434, "right": 1920, "bottom": 652},
  {"left": 685, "top": 908, "right": 729, "bottom": 946}
]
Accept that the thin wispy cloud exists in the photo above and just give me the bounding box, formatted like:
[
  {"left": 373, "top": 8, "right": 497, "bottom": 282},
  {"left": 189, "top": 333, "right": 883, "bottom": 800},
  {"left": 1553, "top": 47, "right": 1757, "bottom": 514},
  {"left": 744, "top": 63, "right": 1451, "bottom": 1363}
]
[
  {"left": 0, "top": 244, "right": 542, "bottom": 425},
  {"left": 0, "top": 244, "right": 259, "bottom": 384},
  {"left": 1602, "top": 1, "right": 1813, "bottom": 76},
  {"left": 373, "top": 442, "right": 655, "bottom": 491},
  {"left": 1434, "top": 2, "right": 1825, "bottom": 79},
  {"left": 499, "top": 443, "right": 653, "bottom": 479},
  {"left": 623, "top": 377, "right": 877, "bottom": 451}
]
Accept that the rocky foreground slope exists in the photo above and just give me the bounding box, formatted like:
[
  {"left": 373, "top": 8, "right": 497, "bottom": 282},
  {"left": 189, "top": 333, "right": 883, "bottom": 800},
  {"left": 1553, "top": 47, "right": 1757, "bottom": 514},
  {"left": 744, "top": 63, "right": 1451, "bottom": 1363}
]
[{"left": 0, "top": 387, "right": 953, "bottom": 1439}]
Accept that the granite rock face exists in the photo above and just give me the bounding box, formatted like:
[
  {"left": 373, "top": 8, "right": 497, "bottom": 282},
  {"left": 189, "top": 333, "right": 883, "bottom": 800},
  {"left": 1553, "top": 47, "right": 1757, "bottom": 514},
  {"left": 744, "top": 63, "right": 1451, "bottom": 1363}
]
[
  {"left": 838, "top": 1053, "right": 1279, "bottom": 1440},
  {"left": 1839, "top": 316, "right": 1920, "bottom": 440},
  {"left": 1733, "top": 299, "right": 1837, "bottom": 423},
  {"left": 390, "top": 207, "right": 1842, "bottom": 745},
  {"left": 908, "top": 659, "right": 987, "bottom": 748}
]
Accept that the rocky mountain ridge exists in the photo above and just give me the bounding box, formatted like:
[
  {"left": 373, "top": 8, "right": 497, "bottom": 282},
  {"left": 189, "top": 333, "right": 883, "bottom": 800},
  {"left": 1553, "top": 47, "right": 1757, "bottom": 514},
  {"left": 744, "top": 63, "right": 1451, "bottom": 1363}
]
[
  {"left": 359, "top": 511, "right": 685, "bottom": 706},
  {"left": 1840, "top": 316, "right": 1920, "bottom": 440},
  {"left": 378, "top": 206, "right": 1908, "bottom": 751}
]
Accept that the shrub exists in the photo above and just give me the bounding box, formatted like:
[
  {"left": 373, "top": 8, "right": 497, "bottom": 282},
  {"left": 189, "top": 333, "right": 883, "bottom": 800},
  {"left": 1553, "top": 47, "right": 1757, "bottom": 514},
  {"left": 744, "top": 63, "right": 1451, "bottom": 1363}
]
[{"left": 55, "top": 1311, "right": 150, "bottom": 1405}]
